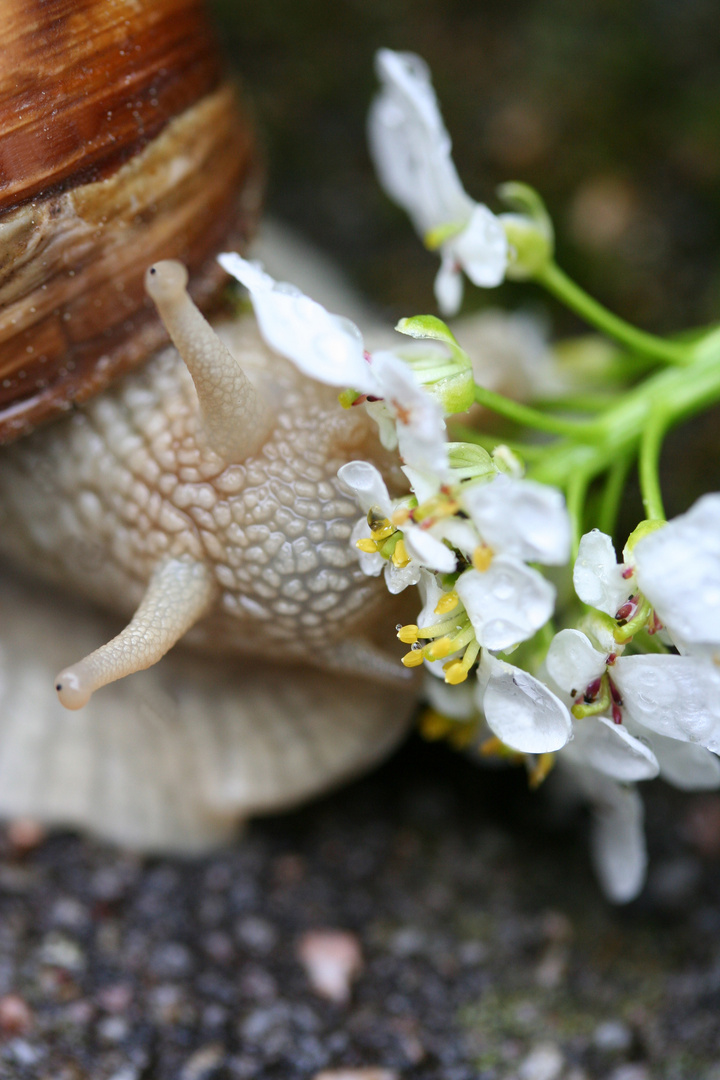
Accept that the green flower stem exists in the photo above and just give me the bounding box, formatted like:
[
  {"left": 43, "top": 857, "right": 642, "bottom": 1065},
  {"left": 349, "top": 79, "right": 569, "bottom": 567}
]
[
  {"left": 598, "top": 452, "right": 633, "bottom": 536},
  {"left": 638, "top": 404, "right": 669, "bottom": 521},
  {"left": 473, "top": 385, "right": 600, "bottom": 440},
  {"left": 566, "top": 466, "right": 594, "bottom": 555},
  {"left": 536, "top": 262, "right": 692, "bottom": 367},
  {"left": 529, "top": 336, "right": 720, "bottom": 491}
]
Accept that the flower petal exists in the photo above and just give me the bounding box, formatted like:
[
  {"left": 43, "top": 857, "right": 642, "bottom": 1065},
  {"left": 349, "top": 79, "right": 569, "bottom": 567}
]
[
  {"left": 456, "top": 557, "right": 556, "bottom": 651},
  {"left": 219, "top": 252, "right": 377, "bottom": 393},
  {"left": 613, "top": 654, "right": 720, "bottom": 752},
  {"left": 478, "top": 654, "right": 572, "bottom": 753},
  {"left": 574, "top": 529, "right": 630, "bottom": 616},
  {"left": 462, "top": 473, "right": 571, "bottom": 566},
  {"left": 449, "top": 203, "right": 508, "bottom": 288},
  {"left": 642, "top": 731, "right": 720, "bottom": 791},
  {"left": 546, "top": 628, "right": 607, "bottom": 697},
  {"left": 371, "top": 352, "right": 449, "bottom": 475},
  {"left": 337, "top": 461, "right": 393, "bottom": 518},
  {"left": 634, "top": 493, "right": 720, "bottom": 653},
  {"left": 368, "top": 49, "right": 474, "bottom": 237},
  {"left": 403, "top": 524, "right": 457, "bottom": 573},
  {"left": 562, "top": 716, "right": 659, "bottom": 782}
]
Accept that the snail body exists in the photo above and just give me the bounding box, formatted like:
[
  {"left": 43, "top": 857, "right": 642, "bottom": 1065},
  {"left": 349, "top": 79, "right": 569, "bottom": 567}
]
[{"left": 0, "top": 0, "right": 415, "bottom": 849}]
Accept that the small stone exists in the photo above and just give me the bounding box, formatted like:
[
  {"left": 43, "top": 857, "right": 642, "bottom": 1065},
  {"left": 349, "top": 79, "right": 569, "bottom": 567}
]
[
  {"left": 312, "top": 1071, "right": 399, "bottom": 1080},
  {"left": 96, "top": 1014, "right": 129, "bottom": 1044},
  {"left": 607, "top": 1067, "right": 650, "bottom": 1080},
  {"left": 235, "top": 915, "right": 277, "bottom": 955},
  {"left": 6, "top": 819, "right": 45, "bottom": 853},
  {"left": 40, "top": 932, "right": 85, "bottom": 972},
  {"left": 0, "top": 994, "right": 32, "bottom": 1036},
  {"left": 593, "top": 1019, "right": 633, "bottom": 1052},
  {"left": 180, "top": 1044, "right": 225, "bottom": 1080},
  {"left": 98, "top": 982, "right": 133, "bottom": 1014},
  {"left": 518, "top": 1042, "right": 565, "bottom": 1080},
  {"left": 297, "top": 930, "right": 363, "bottom": 1004}
]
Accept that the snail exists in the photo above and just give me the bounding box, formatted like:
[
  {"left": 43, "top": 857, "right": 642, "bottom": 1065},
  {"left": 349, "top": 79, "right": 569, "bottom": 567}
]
[{"left": 0, "top": 0, "right": 417, "bottom": 851}]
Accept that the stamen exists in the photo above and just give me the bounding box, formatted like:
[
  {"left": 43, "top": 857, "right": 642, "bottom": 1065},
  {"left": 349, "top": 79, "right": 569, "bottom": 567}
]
[
  {"left": 356, "top": 538, "right": 379, "bottom": 554},
  {"left": 425, "top": 636, "right": 456, "bottom": 661},
  {"left": 472, "top": 544, "right": 494, "bottom": 572},
  {"left": 391, "top": 538, "right": 410, "bottom": 568},
  {"left": 528, "top": 753, "right": 555, "bottom": 789},
  {"left": 435, "top": 590, "right": 459, "bottom": 615},
  {"left": 401, "top": 648, "right": 426, "bottom": 668},
  {"left": 397, "top": 624, "right": 419, "bottom": 644}
]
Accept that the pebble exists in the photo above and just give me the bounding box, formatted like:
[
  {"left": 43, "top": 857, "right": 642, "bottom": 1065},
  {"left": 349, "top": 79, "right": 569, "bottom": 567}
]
[
  {"left": 0, "top": 994, "right": 32, "bottom": 1036},
  {"left": 312, "top": 1071, "right": 399, "bottom": 1080},
  {"left": 517, "top": 1041, "right": 565, "bottom": 1080},
  {"left": 235, "top": 915, "right": 278, "bottom": 955},
  {"left": 297, "top": 929, "right": 363, "bottom": 1004},
  {"left": 180, "top": 1044, "right": 226, "bottom": 1080},
  {"left": 593, "top": 1019, "right": 633, "bottom": 1052},
  {"left": 606, "top": 1067, "right": 650, "bottom": 1080},
  {"left": 6, "top": 819, "right": 45, "bottom": 853}
]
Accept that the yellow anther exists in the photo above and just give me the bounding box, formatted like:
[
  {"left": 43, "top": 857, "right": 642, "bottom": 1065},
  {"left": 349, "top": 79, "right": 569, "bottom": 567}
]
[
  {"left": 356, "top": 538, "right": 378, "bottom": 554},
  {"left": 443, "top": 661, "right": 469, "bottom": 685},
  {"left": 397, "top": 624, "right": 419, "bottom": 644},
  {"left": 479, "top": 736, "right": 524, "bottom": 763},
  {"left": 480, "top": 736, "right": 505, "bottom": 757},
  {"left": 401, "top": 648, "right": 426, "bottom": 668},
  {"left": 425, "top": 636, "right": 455, "bottom": 661},
  {"left": 371, "top": 522, "right": 396, "bottom": 541},
  {"left": 528, "top": 752, "right": 555, "bottom": 789},
  {"left": 392, "top": 538, "right": 410, "bottom": 568},
  {"left": 472, "top": 544, "right": 494, "bottom": 572},
  {"left": 435, "top": 590, "right": 459, "bottom": 615},
  {"left": 419, "top": 708, "right": 454, "bottom": 741},
  {"left": 391, "top": 507, "right": 411, "bottom": 527}
]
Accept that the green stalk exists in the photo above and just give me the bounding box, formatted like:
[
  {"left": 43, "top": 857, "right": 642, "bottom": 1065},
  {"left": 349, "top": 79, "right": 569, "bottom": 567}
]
[
  {"left": 638, "top": 404, "right": 669, "bottom": 521},
  {"left": 537, "top": 262, "right": 692, "bottom": 367}
]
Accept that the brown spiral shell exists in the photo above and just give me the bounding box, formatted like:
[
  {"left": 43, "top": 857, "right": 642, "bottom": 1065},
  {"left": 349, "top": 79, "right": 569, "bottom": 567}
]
[{"left": 0, "top": 0, "right": 260, "bottom": 442}]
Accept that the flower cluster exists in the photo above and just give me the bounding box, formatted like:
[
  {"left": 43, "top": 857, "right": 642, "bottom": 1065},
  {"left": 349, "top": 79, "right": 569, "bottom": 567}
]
[{"left": 219, "top": 48, "right": 720, "bottom": 904}]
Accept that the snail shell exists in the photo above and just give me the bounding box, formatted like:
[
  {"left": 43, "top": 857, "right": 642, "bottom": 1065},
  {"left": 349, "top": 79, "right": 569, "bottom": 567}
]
[
  {"left": 0, "top": 0, "right": 259, "bottom": 441},
  {"left": 0, "top": 1, "right": 416, "bottom": 849}
]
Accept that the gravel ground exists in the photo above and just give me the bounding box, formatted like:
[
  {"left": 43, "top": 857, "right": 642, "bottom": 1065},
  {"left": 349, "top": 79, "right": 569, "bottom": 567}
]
[{"left": 2, "top": 738, "right": 720, "bottom": 1079}]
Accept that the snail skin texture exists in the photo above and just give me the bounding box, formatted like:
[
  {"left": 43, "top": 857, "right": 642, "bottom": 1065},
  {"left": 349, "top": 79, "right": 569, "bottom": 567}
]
[{"left": 0, "top": 229, "right": 417, "bottom": 852}]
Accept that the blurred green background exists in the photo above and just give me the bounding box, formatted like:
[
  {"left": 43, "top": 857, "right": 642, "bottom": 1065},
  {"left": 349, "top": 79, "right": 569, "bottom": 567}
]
[{"left": 211, "top": 0, "right": 720, "bottom": 331}]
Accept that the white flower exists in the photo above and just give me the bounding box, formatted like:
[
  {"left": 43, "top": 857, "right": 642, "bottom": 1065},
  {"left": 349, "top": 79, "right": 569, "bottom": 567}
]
[
  {"left": 456, "top": 558, "right": 556, "bottom": 652},
  {"left": 368, "top": 48, "right": 507, "bottom": 314},
  {"left": 461, "top": 473, "right": 571, "bottom": 566},
  {"left": 475, "top": 652, "right": 572, "bottom": 754},
  {"left": 634, "top": 493, "right": 720, "bottom": 658},
  {"left": 547, "top": 628, "right": 720, "bottom": 774},
  {"left": 219, "top": 253, "right": 449, "bottom": 476},
  {"left": 573, "top": 529, "right": 632, "bottom": 617},
  {"left": 557, "top": 761, "right": 647, "bottom": 904},
  {"left": 338, "top": 462, "right": 455, "bottom": 593}
]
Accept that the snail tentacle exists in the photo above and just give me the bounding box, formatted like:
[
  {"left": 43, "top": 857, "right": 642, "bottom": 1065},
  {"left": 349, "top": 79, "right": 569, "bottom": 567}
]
[
  {"left": 145, "top": 261, "right": 274, "bottom": 463},
  {"left": 54, "top": 555, "right": 217, "bottom": 710}
]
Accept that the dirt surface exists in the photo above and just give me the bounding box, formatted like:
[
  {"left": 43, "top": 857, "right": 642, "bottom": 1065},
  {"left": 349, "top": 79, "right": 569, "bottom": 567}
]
[{"left": 2, "top": 740, "right": 720, "bottom": 1079}]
